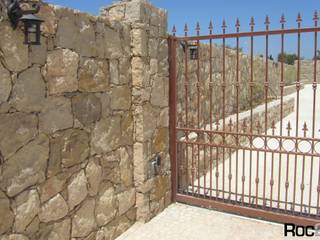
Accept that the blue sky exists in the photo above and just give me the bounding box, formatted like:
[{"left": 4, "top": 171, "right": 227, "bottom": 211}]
[{"left": 46, "top": 0, "right": 319, "bottom": 59}]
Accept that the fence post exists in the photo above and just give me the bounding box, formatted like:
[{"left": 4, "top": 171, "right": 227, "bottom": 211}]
[{"left": 169, "top": 35, "right": 177, "bottom": 203}]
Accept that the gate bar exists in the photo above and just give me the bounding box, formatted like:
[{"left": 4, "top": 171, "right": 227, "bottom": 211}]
[
  {"left": 176, "top": 194, "right": 320, "bottom": 226},
  {"left": 169, "top": 36, "right": 177, "bottom": 202},
  {"left": 176, "top": 27, "right": 320, "bottom": 41}
]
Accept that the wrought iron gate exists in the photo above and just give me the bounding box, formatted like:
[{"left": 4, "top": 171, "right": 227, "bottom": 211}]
[{"left": 169, "top": 12, "right": 320, "bottom": 225}]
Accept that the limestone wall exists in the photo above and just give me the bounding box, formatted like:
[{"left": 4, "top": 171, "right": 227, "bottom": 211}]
[
  {"left": 295, "top": 60, "right": 320, "bottom": 84},
  {"left": 0, "top": 0, "right": 170, "bottom": 239},
  {"left": 176, "top": 44, "right": 297, "bottom": 131},
  {"left": 102, "top": 0, "right": 171, "bottom": 222}
]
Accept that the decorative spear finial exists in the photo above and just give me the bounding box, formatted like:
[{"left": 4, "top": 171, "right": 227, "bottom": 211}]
[
  {"left": 280, "top": 14, "right": 286, "bottom": 29},
  {"left": 256, "top": 121, "right": 262, "bottom": 134},
  {"left": 314, "top": 11, "right": 319, "bottom": 21},
  {"left": 314, "top": 11, "right": 319, "bottom": 27},
  {"left": 172, "top": 25, "right": 176, "bottom": 36},
  {"left": 228, "top": 118, "right": 233, "bottom": 131},
  {"left": 209, "top": 20, "right": 213, "bottom": 34},
  {"left": 302, "top": 122, "right": 308, "bottom": 137},
  {"left": 196, "top": 22, "right": 200, "bottom": 35},
  {"left": 216, "top": 119, "right": 220, "bottom": 131},
  {"left": 297, "top": 13, "right": 302, "bottom": 27},
  {"left": 271, "top": 120, "right": 276, "bottom": 135},
  {"left": 287, "top": 121, "right": 292, "bottom": 136},
  {"left": 236, "top": 18, "right": 240, "bottom": 29},
  {"left": 222, "top": 19, "right": 227, "bottom": 33},
  {"left": 250, "top": 17, "right": 255, "bottom": 31},
  {"left": 242, "top": 119, "right": 248, "bottom": 133},
  {"left": 265, "top": 15, "right": 270, "bottom": 30},
  {"left": 280, "top": 14, "right": 286, "bottom": 24},
  {"left": 184, "top": 23, "right": 188, "bottom": 36}
]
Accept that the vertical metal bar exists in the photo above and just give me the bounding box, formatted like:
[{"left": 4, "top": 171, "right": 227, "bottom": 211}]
[
  {"left": 249, "top": 17, "right": 254, "bottom": 206},
  {"left": 263, "top": 16, "right": 270, "bottom": 208},
  {"left": 270, "top": 151, "right": 275, "bottom": 208},
  {"left": 270, "top": 122, "right": 276, "bottom": 209},
  {"left": 209, "top": 21, "right": 213, "bottom": 198},
  {"left": 228, "top": 119, "right": 233, "bottom": 202},
  {"left": 317, "top": 158, "right": 320, "bottom": 215},
  {"left": 270, "top": 124, "right": 276, "bottom": 208},
  {"left": 183, "top": 25, "right": 190, "bottom": 195},
  {"left": 178, "top": 143, "right": 182, "bottom": 193},
  {"left": 309, "top": 12, "right": 318, "bottom": 214},
  {"left": 169, "top": 35, "right": 177, "bottom": 202},
  {"left": 256, "top": 148, "right": 260, "bottom": 207},
  {"left": 191, "top": 138, "right": 195, "bottom": 195},
  {"left": 300, "top": 123, "right": 307, "bottom": 213},
  {"left": 293, "top": 13, "right": 302, "bottom": 212},
  {"left": 235, "top": 18, "right": 241, "bottom": 204},
  {"left": 242, "top": 145, "right": 246, "bottom": 205},
  {"left": 185, "top": 142, "right": 189, "bottom": 194},
  {"left": 222, "top": 20, "right": 227, "bottom": 201},
  {"left": 228, "top": 142, "right": 232, "bottom": 202},
  {"left": 204, "top": 143, "right": 207, "bottom": 197},
  {"left": 196, "top": 22, "right": 201, "bottom": 196},
  {"left": 216, "top": 145, "right": 219, "bottom": 198},
  {"left": 278, "top": 15, "right": 286, "bottom": 209},
  {"left": 285, "top": 122, "right": 292, "bottom": 211},
  {"left": 241, "top": 120, "right": 247, "bottom": 205}
]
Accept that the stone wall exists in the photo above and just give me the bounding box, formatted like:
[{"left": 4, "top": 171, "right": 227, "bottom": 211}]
[
  {"left": 295, "top": 60, "right": 320, "bottom": 84},
  {"left": 0, "top": 0, "right": 170, "bottom": 239},
  {"left": 102, "top": 0, "right": 171, "bottom": 222},
  {"left": 176, "top": 44, "right": 297, "bottom": 131}
]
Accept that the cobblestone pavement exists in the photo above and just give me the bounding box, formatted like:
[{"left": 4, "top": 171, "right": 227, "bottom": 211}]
[{"left": 116, "top": 203, "right": 307, "bottom": 240}]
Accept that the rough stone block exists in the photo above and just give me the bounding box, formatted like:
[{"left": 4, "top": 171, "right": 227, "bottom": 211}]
[
  {"left": 11, "top": 66, "right": 45, "bottom": 112},
  {"left": 39, "top": 97, "right": 73, "bottom": 134},
  {"left": 79, "top": 59, "right": 109, "bottom": 92},
  {"left": 67, "top": 170, "right": 88, "bottom": 210},
  {"left": 0, "top": 191, "right": 14, "bottom": 234},
  {"left": 0, "top": 22, "right": 28, "bottom": 72},
  {"left": 110, "top": 85, "right": 131, "bottom": 110},
  {"left": 85, "top": 158, "right": 102, "bottom": 197},
  {"left": 0, "top": 112, "right": 37, "bottom": 160},
  {"left": 91, "top": 116, "right": 121, "bottom": 154},
  {"left": 0, "top": 134, "right": 49, "bottom": 197},
  {"left": 39, "top": 194, "right": 68, "bottom": 223},
  {"left": 117, "top": 188, "right": 135, "bottom": 216},
  {"left": 72, "top": 199, "right": 97, "bottom": 238},
  {"left": 72, "top": 94, "right": 102, "bottom": 126},
  {"left": 131, "top": 28, "right": 147, "bottom": 57},
  {"left": 44, "top": 49, "right": 79, "bottom": 95},
  {"left": 14, "top": 190, "right": 40, "bottom": 233},
  {"left": 0, "top": 62, "right": 11, "bottom": 104},
  {"left": 95, "top": 187, "right": 117, "bottom": 226}
]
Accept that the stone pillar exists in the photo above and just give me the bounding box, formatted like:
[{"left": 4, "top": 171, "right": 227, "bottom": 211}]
[{"left": 104, "top": 0, "right": 171, "bottom": 222}]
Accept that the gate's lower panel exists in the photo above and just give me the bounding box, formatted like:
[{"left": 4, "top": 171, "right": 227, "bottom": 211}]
[{"left": 176, "top": 194, "right": 319, "bottom": 226}]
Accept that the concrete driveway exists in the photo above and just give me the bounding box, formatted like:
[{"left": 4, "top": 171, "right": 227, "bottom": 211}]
[
  {"left": 116, "top": 203, "right": 309, "bottom": 240},
  {"left": 195, "top": 84, "right": 320, "bottom": 214}
]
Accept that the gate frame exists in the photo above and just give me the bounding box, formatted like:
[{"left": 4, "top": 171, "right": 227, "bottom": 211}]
[
  {"left": 169, "top": 35, "right": 178, "bottom": 203},
  {"left": 168, "top": 24, "right": 320, "bottom": 226}
]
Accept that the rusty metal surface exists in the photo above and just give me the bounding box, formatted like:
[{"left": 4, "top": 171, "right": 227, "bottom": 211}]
[{"left": 169, "top": 12, "right": 320, "bottom": 224}]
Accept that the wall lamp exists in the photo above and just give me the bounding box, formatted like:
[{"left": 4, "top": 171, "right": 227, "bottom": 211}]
[
  {"left": 180, "top": 41, "right": 199, "bottom": 60},
  {"left": 7, "top": 0, "right": 43, "bottom": 45}
]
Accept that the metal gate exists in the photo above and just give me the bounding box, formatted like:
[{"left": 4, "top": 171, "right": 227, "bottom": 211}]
[{"left": 169, "top": 13, "right": 320, "bottom": 225}]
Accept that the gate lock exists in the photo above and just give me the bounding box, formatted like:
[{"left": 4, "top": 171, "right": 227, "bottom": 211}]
[{"left": 151, "top": 153, "right": 161, "bottom": 176}]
